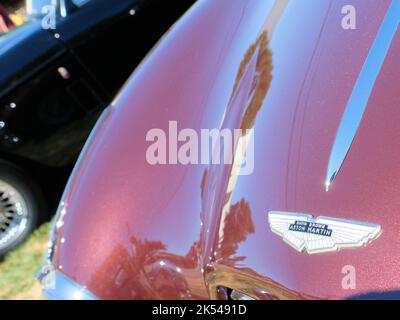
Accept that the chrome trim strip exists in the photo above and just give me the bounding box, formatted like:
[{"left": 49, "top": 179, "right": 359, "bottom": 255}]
[
  {"left": 230, "top": 290, "right": 255, "bottom": 301},
  {"left": 38, "top": 264, "right": 99, "bottom": 300},
  {"left": 325, "top": 0, "right": 400, "bottom": 191}
]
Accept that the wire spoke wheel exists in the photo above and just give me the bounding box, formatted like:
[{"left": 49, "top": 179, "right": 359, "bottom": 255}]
[{"left": 0, "top": 180, "right": 29, "bottom": 251}]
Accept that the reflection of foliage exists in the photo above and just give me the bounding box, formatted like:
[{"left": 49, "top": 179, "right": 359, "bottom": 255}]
[
  {"left": 87, "top": 237, "right": 169, "bottom": 299},
  {"left": 87, "top": 236, "right": 198, "bottom": 299},
  {"left": 213, "top": 32, "right": 272, "bottom": 264},
  {"left": 230, "top": 32, "right": 273, "bottom": 130},
  {"left": 200, "top": 169, "right": 208, "bottom": 200},
  {"left": 129, "top": 236, "right": 167, "bottom": 268},
  {"left": 219, "top": 199, "right": 255, "bottom": 263},
  {"left": 87, "top": 244, "right": 132, "bottom": 299}
]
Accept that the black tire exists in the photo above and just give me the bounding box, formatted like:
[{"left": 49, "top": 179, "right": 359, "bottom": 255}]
[{"left": 0, "top": 161, "right": 45, "bottom": 258}]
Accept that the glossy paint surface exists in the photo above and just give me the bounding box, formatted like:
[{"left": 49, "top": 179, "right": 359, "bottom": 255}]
[{"left": 50, "top": 0, "right": 400, "bottom": 299}]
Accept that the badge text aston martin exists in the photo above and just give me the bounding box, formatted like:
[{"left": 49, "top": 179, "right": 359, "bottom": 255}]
[{"left": 268, "top": 211, "right": 381, "bottom": 254}]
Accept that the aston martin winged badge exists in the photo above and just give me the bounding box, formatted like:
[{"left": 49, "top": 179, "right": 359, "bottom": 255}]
[{"left": 268, "top": 211, "right": 381, "bottom": 254}]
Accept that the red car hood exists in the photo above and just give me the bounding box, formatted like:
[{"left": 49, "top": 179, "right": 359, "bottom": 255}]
[{"left": 48, "top": 0, "right": 400, "bottom": 299}]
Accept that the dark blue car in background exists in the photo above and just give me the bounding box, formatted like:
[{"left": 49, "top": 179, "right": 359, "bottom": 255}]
[{"left": 0, "top": 0, "right": 195, "bottom": 257}]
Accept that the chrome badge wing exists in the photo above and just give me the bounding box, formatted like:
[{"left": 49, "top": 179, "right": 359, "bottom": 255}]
[{"left": 268, "top": 211, "right": 381, "bottom": 254}]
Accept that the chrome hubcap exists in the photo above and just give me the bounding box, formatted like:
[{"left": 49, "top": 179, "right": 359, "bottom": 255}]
[{"left": 0, "top": 180, "right": 29, "bottom": 250}]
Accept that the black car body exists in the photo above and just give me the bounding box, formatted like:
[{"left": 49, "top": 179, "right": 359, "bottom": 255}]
[{"left": 0, "top": 0, "right": 195, "bottom": 256}]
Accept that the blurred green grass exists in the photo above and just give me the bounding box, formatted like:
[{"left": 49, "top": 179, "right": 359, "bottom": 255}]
[{"left": 0, "top": 222, "right": 52, "bottom": 300}]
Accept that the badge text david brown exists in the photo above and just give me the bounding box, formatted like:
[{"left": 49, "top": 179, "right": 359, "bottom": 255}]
[{"left": 289, "top": 221, "right": 333, "bottom": 237}]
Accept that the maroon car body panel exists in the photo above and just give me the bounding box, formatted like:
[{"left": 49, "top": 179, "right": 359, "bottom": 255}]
[{"left": 49, "top": 0, "right": 400, "bottom": 299}]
